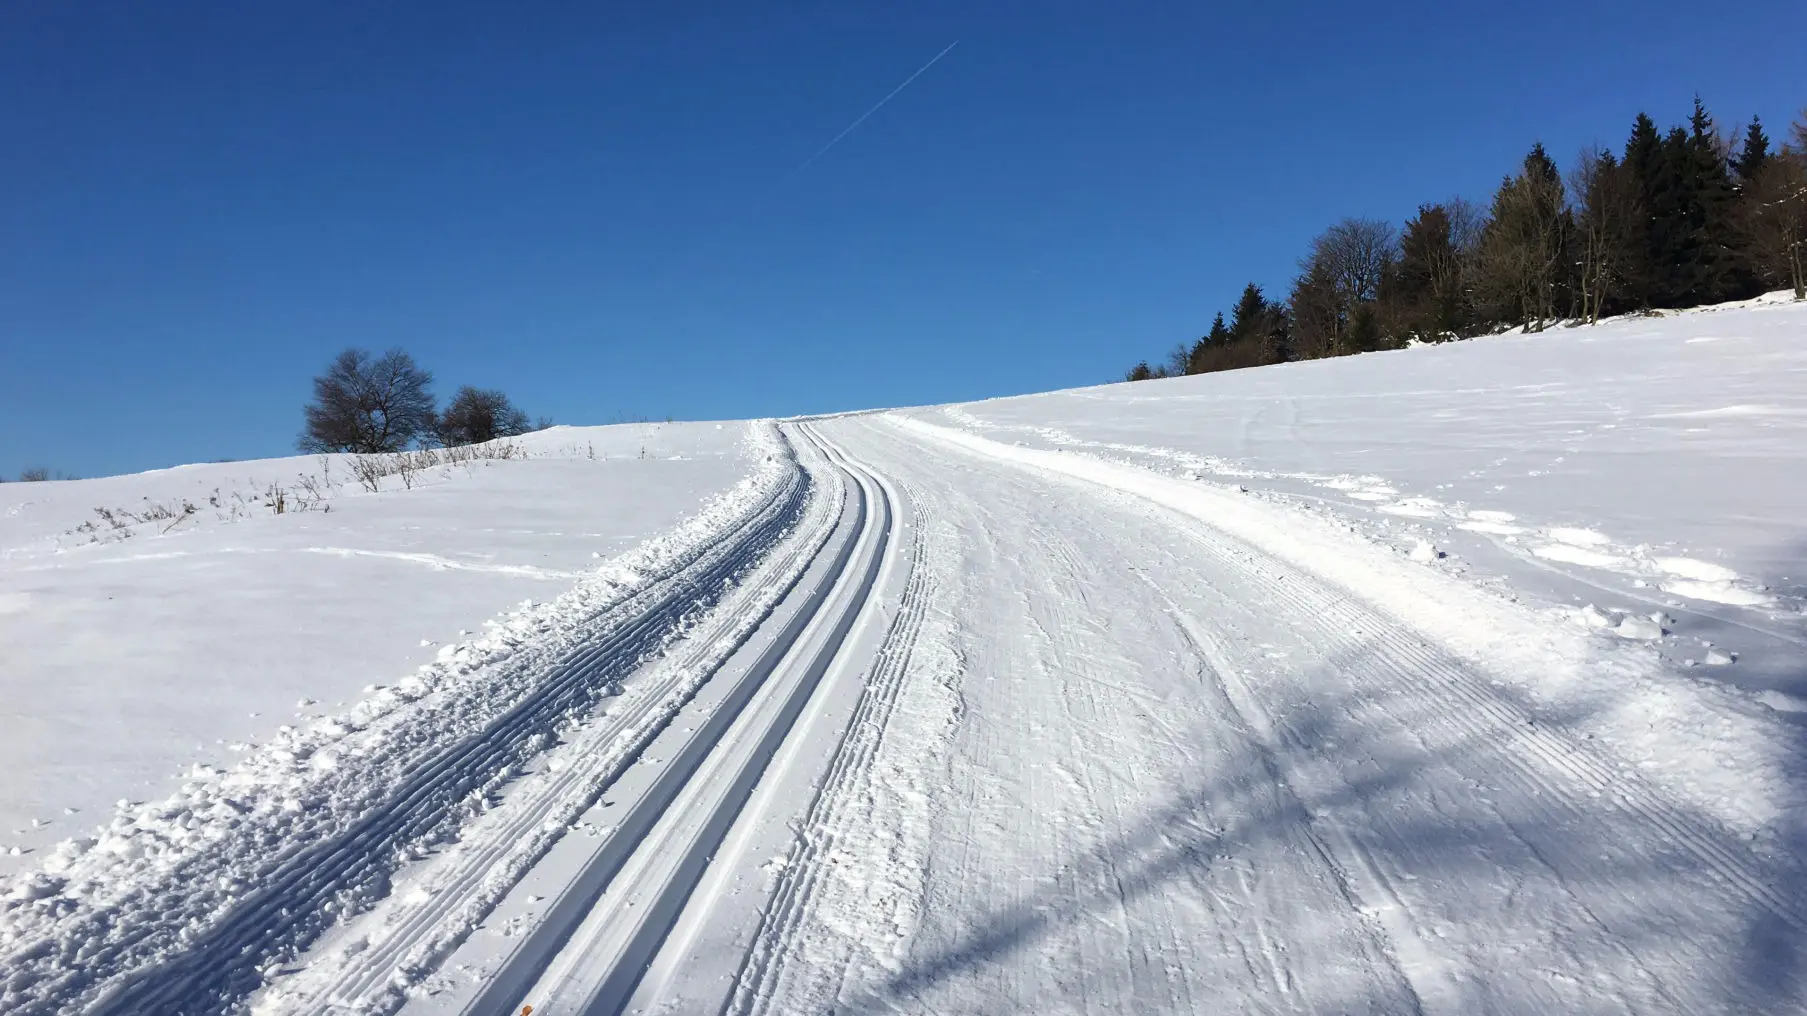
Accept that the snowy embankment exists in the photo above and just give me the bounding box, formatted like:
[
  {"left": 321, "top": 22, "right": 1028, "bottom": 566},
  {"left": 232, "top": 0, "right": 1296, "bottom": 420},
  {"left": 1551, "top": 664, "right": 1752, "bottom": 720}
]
[
  {"left": 0, "top": 421, "right": 757, "bottom": 873},
  {"left": 901, "top": 294, "right": 1807, "bottom": 704},
  {"left": 0, "top": 422, "right": 803, "bottom": 1013}
]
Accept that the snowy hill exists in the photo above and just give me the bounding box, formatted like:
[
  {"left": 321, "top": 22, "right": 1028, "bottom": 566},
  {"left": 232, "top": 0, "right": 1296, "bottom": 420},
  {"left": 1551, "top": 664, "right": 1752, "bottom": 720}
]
[
  {"left": 903, "top": 293, "right": 1807, "bottom": 701},
  {"left": 0, "top": 422, "right": 757, "bottom": 872},
  {"left": 2, "top": 297, "right": 1805, "bottom": 1015}
]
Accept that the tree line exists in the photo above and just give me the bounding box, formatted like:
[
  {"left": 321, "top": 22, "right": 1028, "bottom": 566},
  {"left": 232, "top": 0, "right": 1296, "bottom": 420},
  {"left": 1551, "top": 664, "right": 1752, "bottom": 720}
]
[
  {"left": 298, "top": 347, "right": 547, "bottom": 454},
  {"left": 0, "top": 467, "right": 73, "bottom": 483},
  {"left": 1127, "top": 99, "right": 1807, "bottom": 381}
]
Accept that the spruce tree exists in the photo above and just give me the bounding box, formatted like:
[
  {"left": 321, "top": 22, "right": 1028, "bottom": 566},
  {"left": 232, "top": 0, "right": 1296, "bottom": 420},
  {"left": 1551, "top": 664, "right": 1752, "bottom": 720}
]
[
  {"left": 1186, "top": 313, "right": 1231, "bottom": 374},
  {"left": 1228, "top": 284, "right": 1268, "bottom": 343},
  {"left": 1641, "top": 126, "right": 1696, "bottom": 307},
  {"left": 1385, "top": 205, "right": 1452, "bottom": 341},
  {"left": 1733, "top": 116, "right": 1771, "bottom": 182},
  {"left": 1207, "top": 311, "right": 1232, "bottom": 346},
  {"left": 1621, "top": 113, "right": 1666, "bottom": 307},
  {"left": 1346, "top": 303, "right": 1383, "bottom": 354},
  {"left": 1680, "top": 98, "right": 1746, "bottom": 303}
]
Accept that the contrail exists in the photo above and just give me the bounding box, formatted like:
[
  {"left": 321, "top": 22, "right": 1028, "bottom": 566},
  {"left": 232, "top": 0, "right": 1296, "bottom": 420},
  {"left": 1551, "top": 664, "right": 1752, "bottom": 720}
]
[{"left": 790, "top": 40, "right": 959, "bottom": 176}]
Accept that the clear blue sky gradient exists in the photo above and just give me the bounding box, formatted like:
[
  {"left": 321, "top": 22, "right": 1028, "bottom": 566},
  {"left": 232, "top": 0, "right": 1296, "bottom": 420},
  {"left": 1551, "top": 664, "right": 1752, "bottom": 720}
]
[{"left": 3, "top": 2, "right": 1803, "bottom": 477}]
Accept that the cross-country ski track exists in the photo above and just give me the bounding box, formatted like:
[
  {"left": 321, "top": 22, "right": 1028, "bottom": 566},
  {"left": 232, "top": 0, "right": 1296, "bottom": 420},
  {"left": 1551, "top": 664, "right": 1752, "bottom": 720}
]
[{"left": 6, "top": 412, "right": 1806, "bottom": 1015}]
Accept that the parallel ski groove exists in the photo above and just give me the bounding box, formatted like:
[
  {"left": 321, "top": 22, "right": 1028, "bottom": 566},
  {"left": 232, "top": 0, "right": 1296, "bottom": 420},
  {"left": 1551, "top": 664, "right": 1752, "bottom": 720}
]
[
  {"left": 50, "top": 439, "right": 813, "bottom": 1016},
  {"left": 724, "top": 479, "right": 932, "bottom": 1016},
  {"left": 555, "top": 424, "right": 896, "bottom": 1015},
  {"left": 292, "top": 439, "right": 850, "bottom": 1014},
  {"left": 454, "top": 424, "right": 872, "bottom": 1016}
]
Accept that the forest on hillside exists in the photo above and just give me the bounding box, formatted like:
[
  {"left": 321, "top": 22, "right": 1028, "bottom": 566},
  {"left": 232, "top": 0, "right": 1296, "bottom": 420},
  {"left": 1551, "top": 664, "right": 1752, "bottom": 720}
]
[{"left": 1128, "top": 100, "right": 1807, "bottom": 380}]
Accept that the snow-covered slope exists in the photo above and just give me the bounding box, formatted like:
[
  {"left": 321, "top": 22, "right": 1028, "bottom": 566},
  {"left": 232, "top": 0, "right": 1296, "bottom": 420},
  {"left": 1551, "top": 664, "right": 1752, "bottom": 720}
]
[
  {"left": 901, "top": 294, "right": 1807, "bottom": 703},
  {"left": 0, "top": 422, "right": 757, "bottom": 871},
  {"left": 4, "top": 298, "right": 1806, "bottom": 1016}
]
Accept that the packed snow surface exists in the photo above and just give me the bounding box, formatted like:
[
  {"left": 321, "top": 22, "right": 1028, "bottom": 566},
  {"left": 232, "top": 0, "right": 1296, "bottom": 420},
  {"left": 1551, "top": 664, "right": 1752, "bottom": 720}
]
[
  {"left": 3, "top": 297, "right": 1807, "bottom": 1016},
  {"left": 901, "top": 295, "right": 1807, "bottom": 700}
]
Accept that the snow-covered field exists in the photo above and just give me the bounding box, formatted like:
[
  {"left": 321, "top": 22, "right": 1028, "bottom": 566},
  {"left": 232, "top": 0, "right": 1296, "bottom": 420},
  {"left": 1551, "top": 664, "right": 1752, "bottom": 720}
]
[
  {"left": 903, "top": 294, "right": 1807, "bottom": 702},
  {"left": 3, "top": 297, "right": 1806, "bottom": 1016},
  {"left": 0, "top": 422, "right": 756, "bottom": 872}
]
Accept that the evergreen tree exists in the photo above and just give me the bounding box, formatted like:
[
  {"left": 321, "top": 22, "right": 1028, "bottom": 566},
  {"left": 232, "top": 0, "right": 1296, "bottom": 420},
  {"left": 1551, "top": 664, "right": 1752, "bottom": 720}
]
[
  {"left": 1121, "top": 97, "right": 1790, "bottom": 377},
  {"left": 1383, "top": 203, "right": 1472, "bottom": 341},
  {"left": 1186, "top": 313, "right": 1231, "bottom": 374},
  {"left": 1733, "top": 116, "right": 1771, "bottom": 182},
  {"left": 1206, "top": 312, "right": 1231, "bottom": 346},
  {"left": 1346, "top": 303, "right": 1383, "bottom": 353},
  {"left": 1619, "top": 113, "right": 1666, "bottom": 306},
  {"left": 1228, "top": 284, "right": 1268, "bottom": 343},
  {"left": 1678, "top": 98, "right": 1750, "bottom": 304}
]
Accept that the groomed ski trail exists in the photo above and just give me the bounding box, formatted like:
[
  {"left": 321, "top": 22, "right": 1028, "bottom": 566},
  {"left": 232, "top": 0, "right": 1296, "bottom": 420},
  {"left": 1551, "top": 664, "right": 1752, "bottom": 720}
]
[
  {"left": 724, "top": 481, "right": 942, "bottom": 1015},
  {"left": 264, "top": 429, "right": 854, "bottom": 1015},
  {"left": 720, "top": 414, "right": 1807, "bottom": 1015},
  {"left": 458, "top": 421, "right": 896, "bottom": 1012},
  {"left": 15, "top": 410, "right": 1806, "bottom": 1016}
]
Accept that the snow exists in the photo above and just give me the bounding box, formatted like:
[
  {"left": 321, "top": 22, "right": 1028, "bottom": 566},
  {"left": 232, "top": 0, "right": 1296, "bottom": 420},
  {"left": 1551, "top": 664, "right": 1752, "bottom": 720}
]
[
  {"left": 898, "top": 297, "right": 1807, "bottom": 699},
  {"left": 4, "top": 297, "right": 1807, "bottom": 1016},
  {"left": 0, "top": 423, "right": 757, "bottom": 872}
]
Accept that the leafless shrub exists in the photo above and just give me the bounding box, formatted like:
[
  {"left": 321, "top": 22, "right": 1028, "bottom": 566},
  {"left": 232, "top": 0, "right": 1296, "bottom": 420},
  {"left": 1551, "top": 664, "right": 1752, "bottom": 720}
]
[
  {"left": 94, "top": 507, "right": 131, "bottom": 533},
  {"left": 350, "top": 456, "right": 387, "bottom": 493},
  {"left": 161, "top": 502, "right": 199, "bottom": 534}
]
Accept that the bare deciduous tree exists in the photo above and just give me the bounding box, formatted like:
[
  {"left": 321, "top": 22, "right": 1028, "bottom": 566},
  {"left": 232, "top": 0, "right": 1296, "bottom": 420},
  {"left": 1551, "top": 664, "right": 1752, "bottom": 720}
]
[
  {"left": 1478, "top": 144, "right": 1568, "bottom": 331},
  {"left": 18, "top": 467, "right": 51, "bottom": 482},
  {"left": 1741, "top": 151, "right": 1807, "bottom": 300},
  {"left": 432, "top": 386, "right": 533, "bottom": 447},
  {"left": 298, "top": 348, "right": 437, "bottom": 454},
  {"left": 1292, "top": 218, "right": 1396, "bottom": 356},
  {"left": 1311, "top": 217, "right": 1396, "bottom": 307},
  {"left": 1569, "top": 145, "right": 1642, "bottom": 323}
]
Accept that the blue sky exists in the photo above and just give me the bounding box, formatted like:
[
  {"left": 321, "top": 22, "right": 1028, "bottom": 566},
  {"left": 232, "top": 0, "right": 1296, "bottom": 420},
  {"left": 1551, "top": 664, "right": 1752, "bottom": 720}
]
[{"left": 3, "top": 2, "right": 1802, "bottom": 478}]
